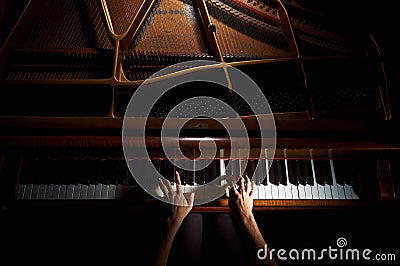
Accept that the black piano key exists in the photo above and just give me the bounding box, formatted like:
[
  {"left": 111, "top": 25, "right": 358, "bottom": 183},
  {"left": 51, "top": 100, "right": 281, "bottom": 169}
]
[
  {"left": 116, "top": 159, "right": 126, "bottom": 184},
  {"left": 101, "top": 159, "right": 118, "bottom": 199},
  {"left": 251, "top": 160, "right": 263, "bottom": 185},
  {"left": 225, "top": 159, "right": 232, "bottom": 177},
  {"left": 232, "top": 159, "right": 241, "bottom": 177},
  {"left": 181, "top": 159, "right": 191, "bottom": 185},
  {"left": 332, "top": 159, "right": 346, "bottom": 185},
  {"left": 206, "top": 160, "right": 220, "bottom": 182},
  {"left": 269, "top": 160, "right": 279, "bottom": 185},
  {"left": 86, "top": 159, "right": 97, "bottom": 199},
  {"left": 287, "top": 159, "right": 300, "bottom": 186},
  {"left": 81, "top": 158, "right": 95, "bottom": 199},
  {"left": 322, "top": 159, "right": 333, "bottom": 185},
  {"left": 184, "top": 168, "right": 192, "bottom": 186},
  {"left": 296, "top": 160, "right": 307, "bottom": 186},
  {"left": 261, "top": 159, "right": 270, "bottom": 185},
  {"left": 246, "top": 160, "right": 256, "bottom": 180},
  {"left": 275, "top": 159, "right": 286, "bottom": 185},
  {"left": 313, "top": 159, "right": 328, "bottom": 185},
  {"left": 43, "top": 159, "right": 58, "bottom": 199},
  {"left": 343, "top": 159, "right": 360, "bottom": 188},
  {"left": 165, "top": 159, "right": 176, "bottom": 182},
  {"left": 194, "top": 160, "right": 203, "bottom": 185},
  {"left": 303, "top": 159, "right": 314, "bottom": 186}
]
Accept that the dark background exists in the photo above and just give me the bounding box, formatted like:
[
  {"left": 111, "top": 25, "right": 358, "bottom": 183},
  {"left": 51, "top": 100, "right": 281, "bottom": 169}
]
[{"left": 0, "top": 1, "right": 398, "bottom": 265}]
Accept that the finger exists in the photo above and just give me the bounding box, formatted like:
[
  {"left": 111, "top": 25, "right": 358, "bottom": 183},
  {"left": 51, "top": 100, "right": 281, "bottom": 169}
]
[
  {"left": 188, "top": 192, "right": 195, "bottom": 207},
  {"left": 239, "top": 176, "right": 245, "bottom": 195},
  {"left": 249, "top": 180, "right": 256, "bottom": 197},
  {"left": 166, "top": 178, "right": 175, "bottom": 195},
  {"left": 228, "top": 181, "right": 238, "bottom": 205},
  {"left": 245, "top": 175, "right": 251, "bottom": 193},
  {"left": 175, "top": 171, "right": 182, "bottom": 195},
  {"left": 159, "top": 178, "right": 170, "bottom": 200},
  {"left": 232, "top": 181, "right": 239, "bottom": 194}
]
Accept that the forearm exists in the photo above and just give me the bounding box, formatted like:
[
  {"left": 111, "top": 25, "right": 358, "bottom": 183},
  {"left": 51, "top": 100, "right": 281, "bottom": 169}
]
[
  {"left": 238, "top": 213, "right": 266, "bottom": 250},
  {"left": 235, "top": 213, "right": 278, "bottom": 266},
  {"left": 152, "top": 218, "right": 182, "bottom": 266}
]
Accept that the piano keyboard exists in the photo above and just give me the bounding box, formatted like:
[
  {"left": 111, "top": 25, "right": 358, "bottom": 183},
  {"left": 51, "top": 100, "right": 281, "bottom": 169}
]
[{"left": 15, "top": 149, "right": 359, "bottom": 201}]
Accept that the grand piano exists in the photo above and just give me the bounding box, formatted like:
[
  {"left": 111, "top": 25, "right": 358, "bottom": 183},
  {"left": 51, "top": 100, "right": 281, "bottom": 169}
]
[{"left": 0, "top": 0, "right": 398, "bottom": 264}]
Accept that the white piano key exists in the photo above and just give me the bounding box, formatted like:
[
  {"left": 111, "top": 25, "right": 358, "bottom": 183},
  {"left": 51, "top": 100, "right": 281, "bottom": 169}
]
[
  {"left": 337, "top": 185, "right": 346, "bottom": 199},
  {"left": 45, "top": 184, "right": 54, "bottom": 199},
  {"left": 16, "top": 184, "right": 26, "bottom": 199},
  {"left": 262, "top": 153, "right": 273, "bottom": 200},
  {"left": 298, "top": 184, "right": 306, "bottom": 199},
  {"left": 254, "top": 185, "right": 263, "bottom": 199},
  {"left": 271, "top": 185, "right": 280, "bottom": 200},
  {"left": 186, "top": 184, "right": 200, "bottom": 195},
  {"left": 80, "top": 184, "right": 88, "bottom": 199},
  {"left": 87, "top": 184, "right": 95, "bottom": 199},
  {"left": 283, "top": 149, "right": 294, "bottom": 199},
  {"left": 283, "top": 184, "right": 292, "bottom": 199},
  {"left": 31, "top": 184, "right": 40, "bottom": 199},
  {"left": 277, "top": 184, "right": 286, "bottom": 199},
  {"left": 108, "top": 184, "right": 116, "bottom": 199},
  {"left": 72, "top": 184, "right": 82, "bottom": 199},
  {"left": 59, "top": 184, "right": 67, "bottom": 199},
  {"left": 238, "top": 149, "right": 248, "bottom": 175},
  {"left": 344, "top": 184, "right": 352, "bottom": 199},
  {"left": 51, "top": 184, "right": 60, "bottom": 199},
  {"left": 291, "top": 185, "right": 299, "bottom": 199},
  {"left": 330, "top": 181, "right": 340, "bottom": 199},
  {"left": 66, "top": 185, "right": 74, "bottom": 199},
  {"left": 324, "top": 185, "right": 332, "bottom": 199},
  {"left": 94, "top": 183, "right": 102, "bottom": 199},
  {"left": 344, "top": 184, "right": 358, "bottom": 199},
  {"left": 253, "top": 185, "right": 260, "bottom": 199},
  {"left": 24, "top": 184, "right": 33, "bottom": 199},
  {"left": 328, "top": 150, "right": 341, "bottom": 199},
  {"left": 311, "top": 184, "right": 320, "bottom": 199},
  {"left": 310, "top": 149, "right": 323, "bottom": 199},
  {"left": 257, "top": 184, "right": 267, "bottom": 199},
  {"left": 220, "top": 176, "right": 229, "bottom": 188},
  {"left": 38, "top": 184, "right": 47, "bottom": 199},
  {"left": 182, "top": 184, "right": 190, "bottom": 195},
  {"left": 305, "top": 185, "right": 313, "bottom": 199},
  {"left": 316, "top": 184, "right": 325, "bottom": 199},
  {"left": 220, "top": 149, "right": 226, "bottom": 176},
  {"left": 289, "top": 177, "right": 300, "bottom": 199},
  {"left": 265, "top": 184, "right": 273, "bottom": 199},
  {"left": 331, "top": 185, "right": 339, "bottom": 199},
  {"left": 101, "top": 184, "right": 109, "bottom": 199}
]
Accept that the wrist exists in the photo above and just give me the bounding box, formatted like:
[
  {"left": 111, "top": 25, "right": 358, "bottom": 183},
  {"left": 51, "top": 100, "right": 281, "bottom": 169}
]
[
  {"left": 166, "top": 216, "right": 183, "bottom": 232},
  {"left": 241, "top": 212, "right": 257, "bottom": 228}
]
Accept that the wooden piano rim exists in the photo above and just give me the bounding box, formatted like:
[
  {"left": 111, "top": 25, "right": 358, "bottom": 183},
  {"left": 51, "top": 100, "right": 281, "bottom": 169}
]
[
  {"left": 10, "top": 198, "right": 360, "bottom": 212},
  {"left": 192, "top": 199, "right": 360, "bottom": 212}
]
